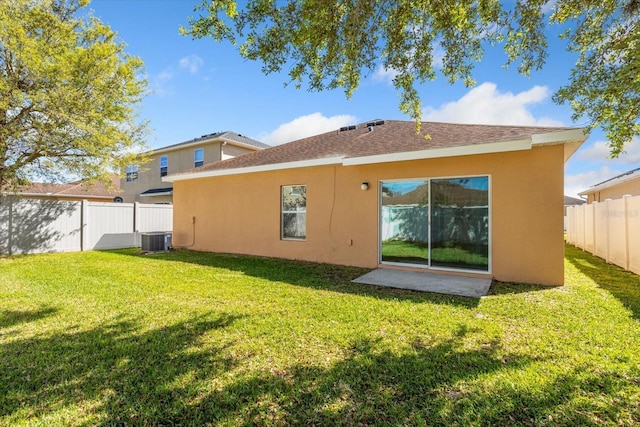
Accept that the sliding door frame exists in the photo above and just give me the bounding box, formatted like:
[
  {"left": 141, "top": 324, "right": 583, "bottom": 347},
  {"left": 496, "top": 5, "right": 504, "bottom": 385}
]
[{"left": 378, "top": 174, "right": 492, "bottom": 274}]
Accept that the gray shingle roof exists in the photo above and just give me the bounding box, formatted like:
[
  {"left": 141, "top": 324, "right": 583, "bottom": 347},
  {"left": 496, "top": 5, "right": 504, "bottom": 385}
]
[
  {"left": 591, "top": 167, "right": 640, "bottom": 188},
  {"left": 578, "top": 167, "right": 640, "bottom": 195},
  {"left": 153, "top": 131, "right": 269, "bottom": 153},
  {"left": 169, "top": 120, "right": 578, "bottom": 179},
  {"left": 218, "top": 131, "right": 271, "bottom": 149},
  {"left": 12, "top": 175, "right": 121, "bottom": 198},
  {"left": 564, "top": 195, "right": 585, "bottom": 206}
]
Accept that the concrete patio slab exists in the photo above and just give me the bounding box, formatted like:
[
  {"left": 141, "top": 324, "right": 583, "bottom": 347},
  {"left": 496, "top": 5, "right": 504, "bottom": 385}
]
[{"left": 352, "top": 269, "right": 492, "bottom": 298}]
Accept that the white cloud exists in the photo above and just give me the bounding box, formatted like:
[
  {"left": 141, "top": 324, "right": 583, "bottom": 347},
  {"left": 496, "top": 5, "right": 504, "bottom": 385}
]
[
  {"left": 564, "top": 166, "right": 628, "bottom": 199},
  {"left": 577, "top": 137, "right": 640, "bottom": 164},
  {"left": 372, "top": 65, "right": 399, "bottom": 84},
  {"left": 178, "top": 54, "right": 204, "bottom": 74},
  {"left": 151, "top": 70, "right": 174, "bottom": 96},
  {"left": 260, "top": 113, "right": 358, "bottom": 145},
  {"left": 541, "top": 0, "right": 558, "bottom": 14},
  {"left": 150, "top": 55, "right": 206, "bottom": 97},
  {"left": 372, "top": 46, "right": 444, "bottom": 85},
  {"left": 422, "top": 82, "right": 564, "bottom": 126}
]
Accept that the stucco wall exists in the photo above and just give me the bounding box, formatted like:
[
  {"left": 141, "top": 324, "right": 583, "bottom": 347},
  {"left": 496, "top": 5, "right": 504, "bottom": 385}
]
[
  {"left": 585, "top": 178, "right": 640, "bottom": 203},
  {"left": 172, "top": 144, "right": 565, "bottom": 285}
]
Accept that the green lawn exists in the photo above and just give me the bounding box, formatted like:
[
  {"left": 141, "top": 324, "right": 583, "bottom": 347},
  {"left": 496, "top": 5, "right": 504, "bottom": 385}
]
[{"left": 1, "top": 245, "right": 639, "bottom": 426}]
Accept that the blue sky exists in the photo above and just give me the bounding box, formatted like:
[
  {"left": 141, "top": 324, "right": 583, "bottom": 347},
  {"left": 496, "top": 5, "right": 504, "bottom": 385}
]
[{"left": 89, "top": 0, "right": 639, "bottom": 198}]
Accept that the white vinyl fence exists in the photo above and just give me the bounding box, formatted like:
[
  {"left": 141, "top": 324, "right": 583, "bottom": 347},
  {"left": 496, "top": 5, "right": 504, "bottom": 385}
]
[
  {"left": 0, "top": 198, "right": 172, "bottom": 255},
  {"left": 566, "top": 195, "right": 640, "bottom": 275}
]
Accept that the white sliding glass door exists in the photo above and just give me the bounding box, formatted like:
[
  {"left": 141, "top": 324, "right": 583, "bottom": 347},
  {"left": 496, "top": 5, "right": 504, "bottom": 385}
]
[{"left": 380, "top": 176, "right": 490, "bottom": 272}]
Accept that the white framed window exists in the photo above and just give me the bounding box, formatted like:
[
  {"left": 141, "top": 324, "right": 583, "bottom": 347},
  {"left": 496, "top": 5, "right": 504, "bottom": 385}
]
[
  {"left": 125, "top": 164, "right": 138, "bottom": 182},
  {"left": 160, "top": 155, "right": 168, "bottom": 177},
  {"left": 194, "top": 148, "right": 204, "bottom": 167},
  {"left": 281, "top": 185, "right": 306, "bottom": 240}
]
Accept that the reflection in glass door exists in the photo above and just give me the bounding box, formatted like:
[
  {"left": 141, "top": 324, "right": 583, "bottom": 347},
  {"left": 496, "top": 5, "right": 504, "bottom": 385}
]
[
  {"left": 380, "top": 177, "right": 490, "bottom": 272},
  {"left": 430, "top": 177, "right": 489, "bottom": 271},
  {"left": 380, "top": 181, "right": 429, "bottom": 265}
]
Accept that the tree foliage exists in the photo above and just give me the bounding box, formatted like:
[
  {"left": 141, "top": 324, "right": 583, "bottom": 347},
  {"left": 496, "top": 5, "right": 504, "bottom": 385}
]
[
  {"left": 0, "top": 0, "right": 148, "bottom": 191},
  {"left": 184, "top": 0, "right": 639, "bottom": 157}
]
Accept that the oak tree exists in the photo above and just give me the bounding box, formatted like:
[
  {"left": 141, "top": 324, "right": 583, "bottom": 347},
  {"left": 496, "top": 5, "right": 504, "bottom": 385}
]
[
  {"left": 0, "top": 0, "right": 148, "bottom": 191},
  {"left": 184, "top": 0, "right": 639, "bottom": 157}
]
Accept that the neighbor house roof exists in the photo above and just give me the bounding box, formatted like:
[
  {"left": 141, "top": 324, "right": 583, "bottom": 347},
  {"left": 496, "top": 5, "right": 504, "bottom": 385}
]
[
  {"left": 164, "top": 120, "right": 587, "bottom": 182},
  {"left": 564, "top": 195, "right": 585, "bottom": 206},
  {"left": 140, "top": 187, "right": 173, "bottom": 197},
  {"left": 9, "top": 175, "right": 121, "bottom": 200},
  {"left": 152, "top": 131, "right": 270, "bottom": 155},
  {"left": 578, "top": 167, "right": 640, "bottom": 196}
]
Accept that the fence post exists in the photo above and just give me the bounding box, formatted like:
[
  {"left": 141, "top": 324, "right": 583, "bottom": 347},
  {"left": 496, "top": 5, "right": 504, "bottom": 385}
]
[
  {"left": 134, "top": 202, "right": 140, "bottom": 247},
  {"left": 134, "top": 202, "right": 140, "bottom": 233},
  {"left": 566, "top": 206, "right": 572, "bottom": 244},
  {"left": 591, "top": 202, "right": 596, "bottom": 255},
  {"left": 623, "top": 195, "right": 630, "bottom": 271},
  {"left": 572, "top": 205, "right": 577, "bottom": 244},
  {"left": 605, "top": 198, "right": 611, "bottom": 263},
  {"left": 7, "top": 197, "right": 14, "bottom": 255},
  {"left": 571, "top": 205, "right": 576, "bottom": 245},
  {"left": 81, "top": 200, "right": 88, "bottom": 251},
  {"left": 580, "top": 206, "right": 587, "bottom": 251}
]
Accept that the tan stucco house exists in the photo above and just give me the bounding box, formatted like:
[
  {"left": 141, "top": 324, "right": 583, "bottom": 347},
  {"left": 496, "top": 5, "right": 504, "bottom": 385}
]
[
  {"left": 165, "top": 120, "right": 587, "bottom": 286},
  {"left": 122, "top": 131, "right": 270, "bottom": 203},
  {"left": 578, "top": 167, "right": 640, "bottom": 203}
]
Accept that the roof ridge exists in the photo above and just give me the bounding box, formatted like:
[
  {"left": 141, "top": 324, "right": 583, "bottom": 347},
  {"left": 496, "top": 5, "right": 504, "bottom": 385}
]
[
  {"left": 151, "top": 130, "right": 269, "bottom": 153},
  {"left": 589, "top": 166, "right": 640, "bottom": 188},
  {"left": 311, "top": 119, "right": 576, "bottom": 141},
  {"left": 165, "top": 120, "right": 586, "bottom": 182}
]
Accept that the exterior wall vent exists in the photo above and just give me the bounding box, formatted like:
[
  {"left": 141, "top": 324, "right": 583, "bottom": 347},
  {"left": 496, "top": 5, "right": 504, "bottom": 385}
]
[{"left": 141, "top": 232, "right": 172, "bottom": 252}]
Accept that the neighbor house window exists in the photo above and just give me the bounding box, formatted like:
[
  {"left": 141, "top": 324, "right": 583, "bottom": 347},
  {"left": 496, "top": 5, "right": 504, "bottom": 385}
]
[
  {"left": 281, "top": 185, "right": 306, "bottom": 240},
  {"left": 125, "top": 164, "right": 138, "bottom": 182},
  {"left": 160, "top": 155, "right": 168, "bottom": 177},
  {"left": 194, "top": 148, "right": 204, "bottom": 167}
]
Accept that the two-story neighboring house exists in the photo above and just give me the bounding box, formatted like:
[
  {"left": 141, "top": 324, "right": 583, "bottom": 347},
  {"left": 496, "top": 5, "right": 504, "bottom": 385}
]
[{"left": 122, "top": 131, "right": 270, "bottom": 203}]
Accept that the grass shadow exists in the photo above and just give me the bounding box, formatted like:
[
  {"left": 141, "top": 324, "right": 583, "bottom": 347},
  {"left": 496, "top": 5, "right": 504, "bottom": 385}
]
[
  {"left": 1, "top": 316, "right": 534, "bottom": 424},
  {"left": 0, "top": 306, "right": 58, "bottom": 329},
  {"left": 0, "top": 312, "right": 244, "bottom": 425},
  {"left": 25, "top": 323, "right": 627, "bottom": 425},
  {"left": 171, "top": 334, "right": 532, "bottom": 425},
  {"left": 113, "top": 249, "right": 480, "bottom": 309},
  {"left": 487, "top": 280, "right": 560, "bottom": 296},
  {"left": 565, "top": 243, "right": 640, "bottom": 319}
]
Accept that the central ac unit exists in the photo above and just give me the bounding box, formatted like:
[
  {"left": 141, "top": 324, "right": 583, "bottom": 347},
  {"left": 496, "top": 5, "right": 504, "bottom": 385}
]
[{"left": 141, "top": 232, "right": 172, "bottom": 252}]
